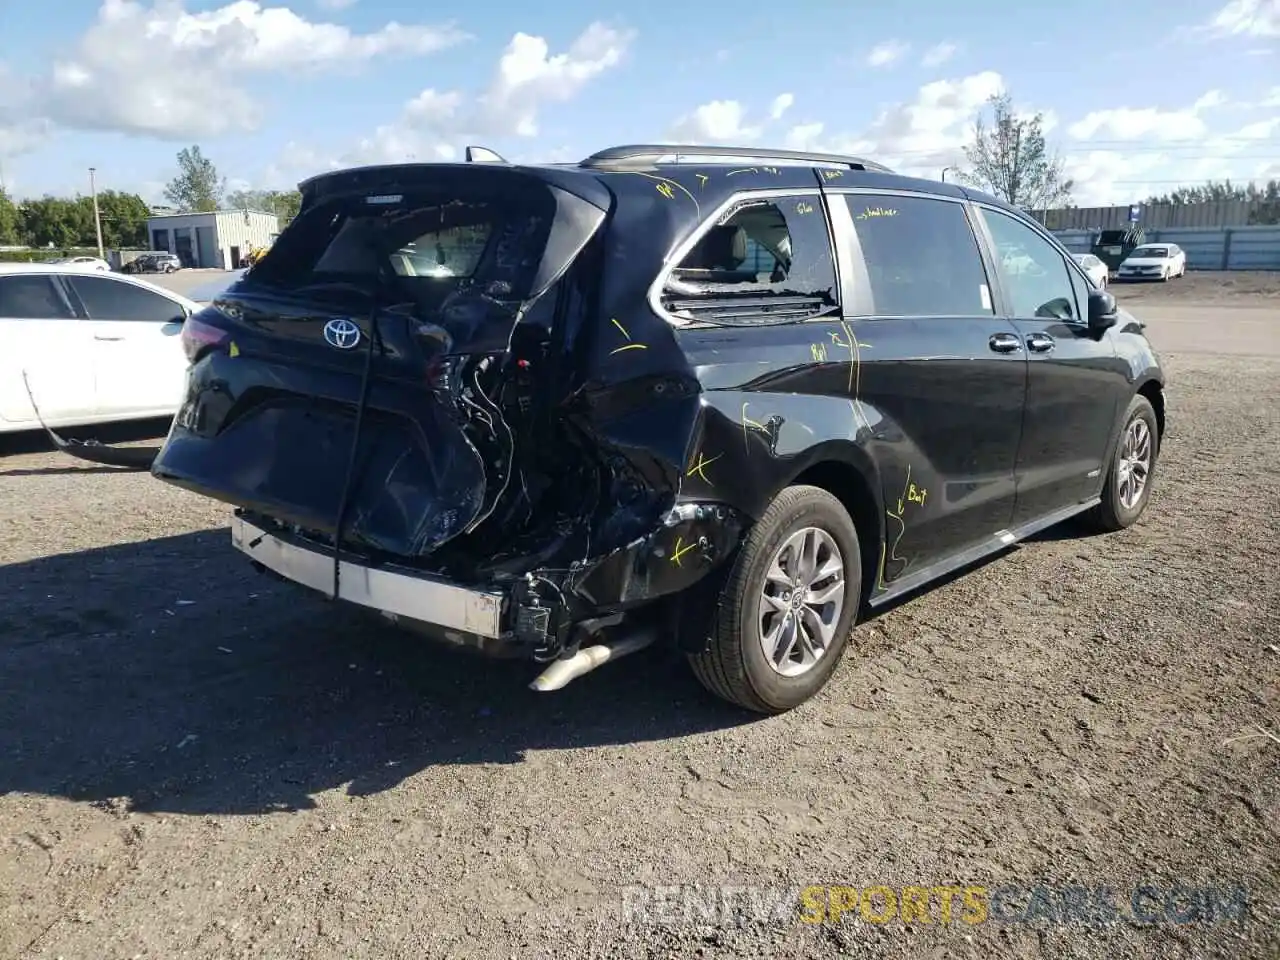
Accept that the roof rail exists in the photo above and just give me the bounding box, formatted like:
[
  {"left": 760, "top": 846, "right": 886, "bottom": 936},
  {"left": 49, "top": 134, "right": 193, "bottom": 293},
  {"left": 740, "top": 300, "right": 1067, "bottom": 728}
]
[{"left": 579, "top": 144, "right": 892, "bottom": 174}]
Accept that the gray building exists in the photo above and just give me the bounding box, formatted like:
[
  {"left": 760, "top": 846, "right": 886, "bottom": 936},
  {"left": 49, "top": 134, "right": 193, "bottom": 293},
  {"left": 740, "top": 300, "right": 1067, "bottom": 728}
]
[{"left": 145, "top": 209, "right": 280, "bottom": 269}]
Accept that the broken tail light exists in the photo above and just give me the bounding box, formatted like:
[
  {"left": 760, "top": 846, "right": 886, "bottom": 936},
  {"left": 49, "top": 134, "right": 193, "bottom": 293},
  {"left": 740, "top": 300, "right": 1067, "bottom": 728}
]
[{"left": 181, "top": 315, "right": 231, "bottom": 363}]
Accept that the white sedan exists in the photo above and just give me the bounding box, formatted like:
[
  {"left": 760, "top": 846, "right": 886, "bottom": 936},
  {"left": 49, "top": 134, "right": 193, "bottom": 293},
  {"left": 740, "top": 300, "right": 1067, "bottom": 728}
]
[
  {"left": 1117, "top": 243, "right": 1188, "bottom": 282},
  {"left": 49, "top": 255, "right": 112, "bottom": 272},
  {"left": 0, "top": 263, "right": 198, "bottom": 434},
  {"left": 1071, "top": 253, "right": 1109, "bottom": 288}
]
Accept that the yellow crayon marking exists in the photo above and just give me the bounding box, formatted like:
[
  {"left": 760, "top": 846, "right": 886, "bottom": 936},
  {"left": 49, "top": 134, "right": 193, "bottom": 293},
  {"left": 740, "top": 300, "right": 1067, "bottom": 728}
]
[
  {"left": 796, "top": 201, "right": 815, "bottom": 215},
  {"left": 741, "top": 401, "right": 766, "bottom": 454},
  {"left": 608, "top": 316, "right": 648, "bottom": 355},
  {"left": 686, "top": 451, "right": 722, "bottom": 483},
  {"left": 670, "top": 536, "right": 698, "bottom": 567},
  {"left": 810, "top": 342, "right": 828, "bottom": 362},
  {"left": 726, "top": 168, "right": 757, "bottom": 177},
  {"left": 228, "top": 341, "right": 240, "bottom": 358},
  {"left": 625, "top": 171, "right": 701, "bottom": 216},
  {"left": 695, "top": 173, "right": 709, "bottom": 189},
  {"left": 881, "top": 464, "right": 928, "bottom": 585},
  {"left": 856, "top": 206, "right": 899, "bottom": 220},
  {"left": 828, "top": 320, "right": 873, "bottom": 433},
  {"left": 656, "top": 183, "right": 675, "bottom": 200}
]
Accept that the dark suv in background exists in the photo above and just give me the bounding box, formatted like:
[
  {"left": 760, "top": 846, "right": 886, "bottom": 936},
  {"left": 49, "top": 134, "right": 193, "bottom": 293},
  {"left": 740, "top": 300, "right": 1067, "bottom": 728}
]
[
  {"left": 151, "top": 144, "right": 1166, "bottom": 714},
  {"left": 122, "top": 252, "right": 181, "bottom": 274}
]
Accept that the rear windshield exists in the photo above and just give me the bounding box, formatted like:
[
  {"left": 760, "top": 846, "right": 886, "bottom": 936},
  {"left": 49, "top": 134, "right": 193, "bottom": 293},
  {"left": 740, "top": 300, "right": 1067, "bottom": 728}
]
[
  {"left": 1097, "top": 231, "right": 1129, "bottom": 243},
  {"left": 1131, "top": 247, "right": 1167, "bottom": 258},
  {"left": 244, "top": 186, "right": 557, "bottom": 309}
]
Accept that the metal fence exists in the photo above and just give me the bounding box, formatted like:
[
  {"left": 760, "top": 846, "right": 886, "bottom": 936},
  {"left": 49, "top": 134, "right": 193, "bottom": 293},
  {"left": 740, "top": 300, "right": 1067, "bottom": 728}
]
[
  {"left": 1052, "top": 225, "right": 1280, "bottom": 271},
  {"left": 1034, "top": 201, "right": 1265, "bottom": 231}
]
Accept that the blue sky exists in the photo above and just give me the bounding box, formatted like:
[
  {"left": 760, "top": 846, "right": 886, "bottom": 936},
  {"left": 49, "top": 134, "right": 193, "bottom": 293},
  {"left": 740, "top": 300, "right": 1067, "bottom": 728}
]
[{"left": 0, "top": 0, "right": 1276, "bottom": 207}]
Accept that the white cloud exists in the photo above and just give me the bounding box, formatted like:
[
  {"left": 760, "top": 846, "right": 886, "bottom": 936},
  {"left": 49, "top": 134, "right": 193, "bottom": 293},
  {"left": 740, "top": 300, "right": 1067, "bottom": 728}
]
[
  {"left": 1, "top": 0, "right": 470, "bottom": 142},
  {"left": 1262, "top": 86, "right": 1280, "bottom": 106},
  {"left": 1064, "top": 151, "right": 1172, "bottom": 206},
  {"left": 1067, "top": 90, "right": 1228, "bottom": 141},
  {"left": 669, "top": 101, "right": 762, "bottom": 143},
  {"left": 335, "top": 22, "right": 634, "bottom": 167},
  {"left": 1236, "top": 118, "right": 1280, "bottom": 138},
  {"left": 921, "top": 42, "right": 957, "bottom": 68},
  {"left": 665, "top": 93, "right": 797, "bottom": 144},
  {"left": 655, "top": 73, "right": 1270, "bottom": 207},
  {"left": 867, "top": 40, "right": 910, "bottom": 67},
  {"left": 1207, "top": 0, "right": 1280, "bottom": 37},
  {"left": 476, "top": 22, "right": 633, "bottom": 137},
  {"left": 782, "top": 71, "right": 1005, "bottom": 176}
]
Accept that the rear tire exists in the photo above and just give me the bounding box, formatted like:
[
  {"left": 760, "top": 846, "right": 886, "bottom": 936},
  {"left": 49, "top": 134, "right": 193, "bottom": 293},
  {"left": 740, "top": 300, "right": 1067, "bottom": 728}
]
[
  {"left": 687, "top": 485, "right": 862, "bottom": 714},
  {"left": 1084, "top": 394, "right": 1159, "bottom": 532}
]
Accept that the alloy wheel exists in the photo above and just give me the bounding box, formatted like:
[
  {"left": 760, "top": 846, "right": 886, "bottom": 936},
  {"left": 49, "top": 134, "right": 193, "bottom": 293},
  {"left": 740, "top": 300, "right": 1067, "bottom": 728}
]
[
  {"left": 758, "top": 526, "right": 847, "bottom": 678},
  {"left": 1117, "top": 417, "right": 1152, "bottom": 510}
]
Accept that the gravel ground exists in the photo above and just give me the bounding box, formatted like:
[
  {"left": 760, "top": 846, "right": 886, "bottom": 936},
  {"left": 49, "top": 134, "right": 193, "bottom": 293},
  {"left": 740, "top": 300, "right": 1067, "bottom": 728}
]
[{"left": 1, "top": 281, "right": 1278, "bottom": 959}]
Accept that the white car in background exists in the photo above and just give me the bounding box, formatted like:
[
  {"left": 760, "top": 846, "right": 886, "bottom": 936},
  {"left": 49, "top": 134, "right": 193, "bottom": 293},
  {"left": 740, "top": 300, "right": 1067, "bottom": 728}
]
[
  {"left": 1117, "top": 243, "right": 1187, "bottom": 282},
  {"left": 49, "top": 255, "right": 111, "bottom": 272},
  {"left": 1071, "top": 253, "right": 1109, "bottom": 288},
  {"left": 0, "top": 263, "right": 197, "bottom": 434}
]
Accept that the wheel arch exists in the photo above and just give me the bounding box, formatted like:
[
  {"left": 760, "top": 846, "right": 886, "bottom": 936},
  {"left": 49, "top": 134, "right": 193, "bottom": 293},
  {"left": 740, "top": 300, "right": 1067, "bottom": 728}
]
[
  {"left": 786, "top": 451, "right": 884, "bottom": 610},
  {"left": 1136, "top": 377, "right": 1165, "bottom": 444}
]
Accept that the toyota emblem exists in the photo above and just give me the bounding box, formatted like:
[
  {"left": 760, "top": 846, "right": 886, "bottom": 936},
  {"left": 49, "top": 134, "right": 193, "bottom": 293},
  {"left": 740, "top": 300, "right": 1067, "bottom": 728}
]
[{"left": 323, "top": 318, "right": 362, "bottom": 350}]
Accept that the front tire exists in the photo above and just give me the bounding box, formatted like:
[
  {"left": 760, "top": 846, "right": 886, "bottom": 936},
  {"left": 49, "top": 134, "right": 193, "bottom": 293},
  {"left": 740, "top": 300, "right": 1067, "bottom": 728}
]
[
  {"left": 687, "top": 485, "right": 862, "bottom": 714},
  {"left": 1085, "top": 394, "right": 1159, "bottom": 532}
]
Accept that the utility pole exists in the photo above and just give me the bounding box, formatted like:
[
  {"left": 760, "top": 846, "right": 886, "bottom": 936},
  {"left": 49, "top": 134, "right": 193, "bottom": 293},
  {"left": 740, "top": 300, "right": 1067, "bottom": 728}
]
[
  {"left": 941, "top": 166, "right": 953, "bottom": 182},
  {"left": 89, "top": 166, "right": 105, "bottom": 259}
]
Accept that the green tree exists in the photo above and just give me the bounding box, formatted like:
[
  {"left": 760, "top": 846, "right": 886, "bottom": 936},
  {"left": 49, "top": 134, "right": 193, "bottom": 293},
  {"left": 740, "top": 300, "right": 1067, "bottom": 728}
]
[
  {"left": 957, "top": 92, "right": 1073, "bottom": 211},
  {"left": 227, "top": 188, "right": 302, "bottom": 224},
  {"left": 163, "top": 145, "right": 225, "bottom": 212},
  {"left": 18, "top": 196, "right": 94, "bottom": 248},
  {"left": 1145, "top": 178, "right": 1280, "bottom": 224},
  {"left": 93, "top": 190, "right": 152, "bottom": 248},
  {"left": 0, "top": 189, "right": 19, "bottom": 245}
]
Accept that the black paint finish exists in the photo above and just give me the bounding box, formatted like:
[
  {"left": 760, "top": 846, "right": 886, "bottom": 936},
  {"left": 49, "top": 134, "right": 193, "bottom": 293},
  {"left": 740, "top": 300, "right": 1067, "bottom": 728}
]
[{"left": 151, "top": 157, "right": 1166, "bottom": 656}]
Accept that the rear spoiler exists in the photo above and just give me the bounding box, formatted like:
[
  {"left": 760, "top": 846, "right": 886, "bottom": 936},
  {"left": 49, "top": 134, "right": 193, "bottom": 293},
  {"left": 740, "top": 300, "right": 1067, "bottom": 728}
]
[{"left": 21, "top": 371, "right": 161, "bottom": 471}]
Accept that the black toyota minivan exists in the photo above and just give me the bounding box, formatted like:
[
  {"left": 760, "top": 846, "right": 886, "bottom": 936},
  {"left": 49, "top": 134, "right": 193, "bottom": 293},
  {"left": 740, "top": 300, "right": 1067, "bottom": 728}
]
[{"left": 151, "top": 144, "right": 1166, "bottom": 713}]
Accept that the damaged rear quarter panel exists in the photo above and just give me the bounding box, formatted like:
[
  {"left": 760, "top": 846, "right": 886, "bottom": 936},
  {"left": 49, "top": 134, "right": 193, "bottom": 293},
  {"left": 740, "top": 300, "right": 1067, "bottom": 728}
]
[{"left": 563, "top": 170, "right": 886, "bottom": 611}]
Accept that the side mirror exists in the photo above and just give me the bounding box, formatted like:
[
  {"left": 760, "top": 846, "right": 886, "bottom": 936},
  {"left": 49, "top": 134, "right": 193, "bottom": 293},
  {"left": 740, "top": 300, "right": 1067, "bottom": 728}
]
[{"left": 1087, "top": 288, "right": 1118, "bottom": 333}]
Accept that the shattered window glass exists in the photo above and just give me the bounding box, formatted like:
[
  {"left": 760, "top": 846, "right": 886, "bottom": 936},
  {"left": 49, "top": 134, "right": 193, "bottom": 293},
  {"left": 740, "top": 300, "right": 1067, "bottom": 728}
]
[
  {"left": 246, "top": 190, "right": 556, "bottom": 308},
  {"left": 662, "top": 194, "right": 839, "bottom": 325}
]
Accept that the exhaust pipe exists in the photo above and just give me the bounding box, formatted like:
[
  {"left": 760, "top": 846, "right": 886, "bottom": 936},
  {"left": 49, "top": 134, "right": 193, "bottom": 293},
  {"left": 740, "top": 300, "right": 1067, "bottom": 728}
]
[{"left": 529, "top": 627, "right": 656, "bottom": 692}]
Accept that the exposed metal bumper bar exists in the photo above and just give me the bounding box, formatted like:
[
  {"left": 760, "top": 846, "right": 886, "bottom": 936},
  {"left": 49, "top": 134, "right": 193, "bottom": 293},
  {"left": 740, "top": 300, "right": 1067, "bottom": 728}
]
[{"left": 231, "top": 516, "right": 506, "bottom": 639}]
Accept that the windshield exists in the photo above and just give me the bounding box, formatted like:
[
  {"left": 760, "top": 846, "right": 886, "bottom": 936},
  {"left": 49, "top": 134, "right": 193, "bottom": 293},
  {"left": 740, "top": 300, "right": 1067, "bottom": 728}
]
[{"left": 1130, "top": 247, "right": 1167, "bottom": 258}]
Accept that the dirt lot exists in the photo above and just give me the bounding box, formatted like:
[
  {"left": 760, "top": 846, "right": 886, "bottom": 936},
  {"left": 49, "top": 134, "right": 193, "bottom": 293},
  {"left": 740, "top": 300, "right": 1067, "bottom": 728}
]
[{"left": 1, "top": 275, "right": 1278, "bottom": 959}]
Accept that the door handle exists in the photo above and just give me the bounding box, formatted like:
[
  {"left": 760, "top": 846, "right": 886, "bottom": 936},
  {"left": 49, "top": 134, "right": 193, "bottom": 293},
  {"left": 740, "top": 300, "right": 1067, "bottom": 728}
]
[
  {"left": 94, "top": 335, "right": 124, "bottom": 341},
  {"left": 988, "top": 332, "right": 1022, "bottom": 353},
  {"left": 1026, "top": 333, "right": 1056, "bottom": 353}
]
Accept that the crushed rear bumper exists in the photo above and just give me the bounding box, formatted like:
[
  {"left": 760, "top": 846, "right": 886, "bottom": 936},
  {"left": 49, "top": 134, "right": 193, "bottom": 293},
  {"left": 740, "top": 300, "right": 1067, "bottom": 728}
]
[{"left": 232, "top": 514, "right": 505, "bottom": 638}]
